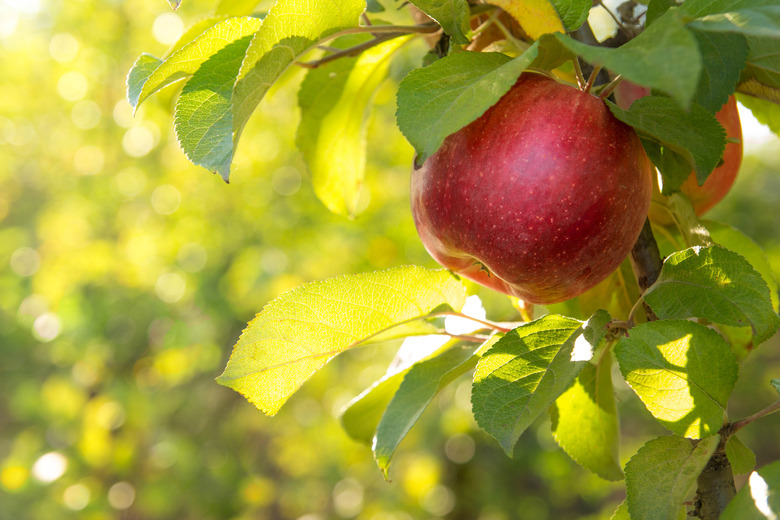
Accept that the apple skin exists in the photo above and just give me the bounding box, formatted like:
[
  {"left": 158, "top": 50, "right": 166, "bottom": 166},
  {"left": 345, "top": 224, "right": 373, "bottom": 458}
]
[
  {"left": 614, "top": 82, "right": 743, "bottom": 216},
  {"left": 411, "top": 73, "right": 653, "bottom": 304}
]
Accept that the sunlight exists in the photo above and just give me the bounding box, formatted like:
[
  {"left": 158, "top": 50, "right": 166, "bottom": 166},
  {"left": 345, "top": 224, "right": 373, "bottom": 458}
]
[{"left": 749, "top": 471, "right": 777, "bottom": 520}]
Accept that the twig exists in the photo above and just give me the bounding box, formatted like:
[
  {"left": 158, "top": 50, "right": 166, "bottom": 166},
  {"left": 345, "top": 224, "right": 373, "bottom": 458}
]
[
  {"left": 297, "top": 33, "right": 403, "bottom": 68},
  {"left": 628, "top": 219, "right": 663, "bottom": 322},
  {"left": 727, "top": 399, "right": 780, "bottom": 435}
]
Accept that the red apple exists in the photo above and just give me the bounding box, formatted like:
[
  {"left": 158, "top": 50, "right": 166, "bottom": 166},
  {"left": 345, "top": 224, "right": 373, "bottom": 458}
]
[
  {"left": 411, "top": 73, "right": 652, "bottom": 304},
  {"left": 614, "top": 82, "right": 743, "bottom": 216}
]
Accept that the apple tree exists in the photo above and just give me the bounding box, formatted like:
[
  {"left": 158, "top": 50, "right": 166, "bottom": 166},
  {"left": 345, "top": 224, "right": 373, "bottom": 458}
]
[{"left": 128, "top": 0, "right": 780, "bottom": 518}]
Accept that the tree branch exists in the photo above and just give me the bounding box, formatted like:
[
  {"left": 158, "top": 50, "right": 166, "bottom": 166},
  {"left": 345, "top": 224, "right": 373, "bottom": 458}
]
[{"left": 628, "top": 218, "right": 663, "bottom": 321}]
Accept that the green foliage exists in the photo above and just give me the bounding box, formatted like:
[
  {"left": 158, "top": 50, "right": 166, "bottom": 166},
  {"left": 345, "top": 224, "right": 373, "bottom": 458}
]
[
  {"left": 472, "top": 312, "right": 609, "bottom": 455},
  {"left": 607, "top": 97, "right": 726, "bottom": 189},
  {"left": 643, "top": 245, "right": 780, "bottom": 344},
  {"left": 721, "top": 460, "right": 780, "bottom": 519},
  {"left": 725, "top": 435, "right": 757, "bottom": 475},
  {"left": 624, "top": 435, "right": 720, "bottom": 520},
  {"left": 217, "top": 265, "right": 467, "bottom": 415},
  {"left": 396, "top": 49, "right": 554, "bottom": 165},
  {"left": 551, "top": 351, "right": 623, "bottom": 481},
  {"left": 615, "top": 320, "right": 738, "bottom": 439},
  {"left": 408, "top": 0, "right": 470, "bottom": 44},
  {"left": 297, "top": 35, "right": 410, "bottom": 216},
  {"left": 6, "top": 0, "right": 778, "bottom": 517}
]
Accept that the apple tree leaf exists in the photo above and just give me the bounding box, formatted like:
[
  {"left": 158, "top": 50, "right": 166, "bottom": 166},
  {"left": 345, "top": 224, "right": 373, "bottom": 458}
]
[
  {"left": 691, "top": 30, "right": 749, "bottom": 113},
  {"left": 549, "top": 0, "right": 591, "bottom": 32},
  {"left": 486, "top": 0, "right": 565, "bottom": 38},
  {"left": 549, "top": 8, "right": 702, "bottom": 107},
  {"left": 643, "top": 245, "right": 780, "bottom": 345},
  {"left": 174, "top": 34, "right": 256, "bottom": 180},
  {"left": 340, "top": 335, "right": 459, "bottom": 445},
  {"left": 408, "top": 0, "right": 470, "bottom": 44},
  {"left": 396, "top": 43, "right": 573, "bottom": 165},
  {"left": 610, "top": 501, "right": 630, "bottom": 520},
  {"left": 606, "top": 96, "right": 726, "bottom": 189},
  {"left": 127, "top": 54, "right": 164, "bottom": 109},
  {"left": 216, "top": 266, "right": 468, "bottom": 416},
  {"left": 472, "top": 311, "right": 610, "bottom": 455},
  {"left": 681, "top": 0, "right": 778, "bottom": 18},
  {"left": 297, "top": 35, "right": 410, "bottom": 217},
  {"left": 374, "top": 337, "right": 497, "bottom": 476},
  {"left": 218, "top": 0, "right": 365, "bottom": 180},
  {"left": 174, "top": 0, "right": 363, "bottom": 180},
  {"left": 721, "top": 460, "right": 780, "bottom": 520},
  {"left": 615, "top": 320, "right": 738, "bottom": 439},
  {"left": 129, "top": 17, "right": 263, "bottom": 110},
  {"left": 726, "top": 435, "right": 757, "bottom": 475},
  {"left": 705, "top": 221, "right": 779, "bottom": 313},
  {"left": 688, "top": 6, "right": 780, "bottom": 39},
  {"left": 551, "top": 349, "right": 623, "bottom": 481},
  {"left": 625, "top": 434, "right": 720, "bottom": 520},
  {"left": 773, "top": 378, "right": 780, "bottom": 395}
]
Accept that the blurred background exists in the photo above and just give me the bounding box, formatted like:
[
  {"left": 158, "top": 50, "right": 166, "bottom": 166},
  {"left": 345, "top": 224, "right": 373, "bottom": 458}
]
[{"left": 1, "top": 0, "right": 779, "bottom": 519}]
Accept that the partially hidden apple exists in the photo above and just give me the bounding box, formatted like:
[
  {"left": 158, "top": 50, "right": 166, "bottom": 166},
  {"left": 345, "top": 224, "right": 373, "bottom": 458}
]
[
  {"left": 614, "top": 82, "right": 743, "bottom": 216},
  {"left": 411, "top": 73, "right": 653, "bottom": 304}
]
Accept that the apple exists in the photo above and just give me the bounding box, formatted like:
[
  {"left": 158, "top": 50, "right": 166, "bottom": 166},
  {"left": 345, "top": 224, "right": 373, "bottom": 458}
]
[
  {"left": 614, "top": 82, "right": 743, "bottom": 216},
  {"left": 411, "top": 73, "right": 653, "bottom": 304}
]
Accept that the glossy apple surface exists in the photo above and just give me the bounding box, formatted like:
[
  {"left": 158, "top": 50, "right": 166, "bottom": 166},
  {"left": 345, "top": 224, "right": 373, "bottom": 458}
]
[
  {"left": 614, "top": 82, "right": 743, "bottom": 216},
  {"left": 411, "top": 73, "right": 652, "bottom": 304}
]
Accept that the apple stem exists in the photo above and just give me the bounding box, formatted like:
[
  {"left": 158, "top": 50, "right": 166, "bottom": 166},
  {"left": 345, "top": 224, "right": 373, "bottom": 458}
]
[
  {"left": 572, "top": 59, "right": 586, "bottom": 90},
  {"left": 598, "top": 74, "right": 623, "bottom": 100},
  {"left": 583, "top": 65, "right": 602, "bottom": 95}
]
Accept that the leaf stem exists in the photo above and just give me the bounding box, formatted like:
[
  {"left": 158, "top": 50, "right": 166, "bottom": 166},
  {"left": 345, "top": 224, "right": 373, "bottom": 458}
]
[
  {"left": 436, "top": 311, "right": 519, "bottom": 333},
  {"left": 572, "top": 59, "right": 586, "bottom": 89},
  {"left": 583, "top": 65, "right": 603, "bottom": 94},
  {"left": 599, "top": 74, "right": 623, "bottom": 100}
]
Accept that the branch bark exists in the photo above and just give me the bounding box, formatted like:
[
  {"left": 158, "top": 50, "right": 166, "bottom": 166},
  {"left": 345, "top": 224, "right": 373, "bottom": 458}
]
[
  {"left": 628, "top": 218, "right": 662, "bottom": 321},
  {"left": 693, "top": 444, "right": 736, "bottom": 519}
]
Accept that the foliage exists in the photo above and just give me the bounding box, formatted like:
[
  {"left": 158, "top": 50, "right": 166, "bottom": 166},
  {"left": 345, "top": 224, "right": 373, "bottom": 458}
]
[{"left": 3, "top": 0, "right": 780, "bottom": 518}]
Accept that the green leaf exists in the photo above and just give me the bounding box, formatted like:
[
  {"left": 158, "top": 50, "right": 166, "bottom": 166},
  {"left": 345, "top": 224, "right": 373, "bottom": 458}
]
[
  {"left": 127, "top": 54, "right": 164, "bottom": 109},
  {"left": 688, "top": 7, "right": 780, "bottom": 39},
  {"left": 224, "top": 0, "right": 365, "bottom": 180},
  {"left": 165, "top": 15, "right": 233, "bottom": 58},
  {"left": 408, "top": 0, "right": 470, "bottom": 44},
  {"left": 646, "top": 0, "right": 676, "bottom": 26},
  {"left": 551, "top": 350, "right": 623, "bottom": 481},
  {"left": 606, "top": 97, "right": 726, "bottom": 189},
  {"left": 772, "top": 378, "right": 780, "bottom": 395},
  {"left": 625, "top": 434, "right": 720, "bottom": 520},
  {"left": 340, "top": 335, "right": 456, "bottom": 444},
  {"left": 472, "top": 314, "right": 590, "bottom": 455},
  {"left": 692, "top": 30, "right": 749, "bottom": 113},
  {"left": 215, "top": 0, "right": 259, "bottom": 15},
  {"left": 396, "top": 43, "right": 572, "bottom": 165},
  {"left": 682, "top": 0, "right": 778, "bottom": 18},
  {"left": 615, "top": 320, "right": 738, "bottom": 439},
  {"left": 130, "top": 17, "right": 263, "bottom": 110},
  {"left": 551, "top": 8, "right": 702, "bottom": 107},
  {"left": 174, "top": 33, "right": 256, "bottom": 180},
  {"left": 297, "top": 35, "right": 409, "bottom": 217},
  {"left": 610, "top": 501, "right": 630, "bottom": 520},
  {"left": 742, "top": 36, "right": 780, "bottom": 92},
  {"left": 726, "top": 435, "right": 757, "bottom": 475},
  {"left": 643, "top": 245, "right": 780, "bottom": 345},
  {"left": 721, "top": 460, "right": 780, "bottom": 520},
  {"left": 737, "top": 93, "right": 780, "bottom": 136},
  {"left": 551, "top": 0, "right": 591, "bottom": 32},
  {"left": 216, "top": 266, "right": 468, "bottom": 416},
  {"left": 374, "top": 339, "right": 492, "bottom": 475},
  {"left": 706, "top": 220, "right": 780, "bottom": 313}
]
